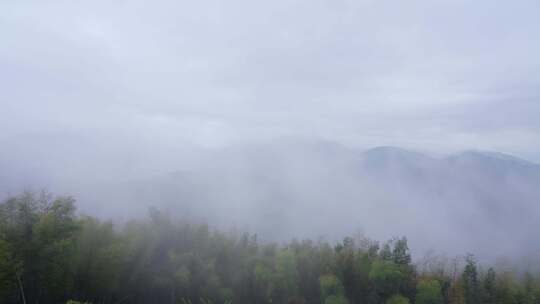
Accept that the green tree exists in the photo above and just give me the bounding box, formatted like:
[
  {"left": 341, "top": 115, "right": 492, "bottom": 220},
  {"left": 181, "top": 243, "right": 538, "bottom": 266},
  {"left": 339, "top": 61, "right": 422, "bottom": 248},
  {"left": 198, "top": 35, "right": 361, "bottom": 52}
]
[
  {"left": 392, "top": 238, "right": 411, "bottom": 266},
  {"left": 380, "top": 243, "right": 393, "bottom": 261},
  {"left": 320, "top": 274, "right": 348, "bottom": 304},
  {"left": 0, "top": 235, "right": 15, "bottom": 301},
  {"left": 482, "top": 268, "right": 496, "bottom": 304},
  {"left": 71, "top": 217, "right": 125, "bottom": 303},
  {"left": 0, "top": 192, "right": 80, "bottom": 304},
  {"left": 273, "top": 250, "right": 299, "bottom": 302},
  {"left": 387, "top": 294, "right": 410, "bottom": 304},
  {"left": 416, "top": 279, "right": 443, "bottom": 304},
  {"left": 369, "top": 260, "right": 404, "bottom": 299},
  {"left": 32, "top": 196, "right": 79, "bottom": 301},
  {"left": 325, "top": 294, "right": 349, "bottom": 304},
  {"left": 462, "top": 255, "right": 479, "bottom": 304}
]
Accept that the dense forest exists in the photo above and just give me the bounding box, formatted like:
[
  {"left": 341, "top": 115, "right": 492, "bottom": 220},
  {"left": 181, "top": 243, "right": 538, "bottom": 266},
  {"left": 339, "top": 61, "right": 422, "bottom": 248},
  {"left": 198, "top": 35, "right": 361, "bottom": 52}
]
[{"left": 0, "top": 192, "right": 538, "bottom": 304}]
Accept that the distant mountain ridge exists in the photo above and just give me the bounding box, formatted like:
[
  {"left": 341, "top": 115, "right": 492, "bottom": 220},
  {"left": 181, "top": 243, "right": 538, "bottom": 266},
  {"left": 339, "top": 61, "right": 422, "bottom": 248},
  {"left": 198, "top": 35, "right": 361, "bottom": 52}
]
[{"left": 2, "top": 142, "right": 539, "bottom": 265}]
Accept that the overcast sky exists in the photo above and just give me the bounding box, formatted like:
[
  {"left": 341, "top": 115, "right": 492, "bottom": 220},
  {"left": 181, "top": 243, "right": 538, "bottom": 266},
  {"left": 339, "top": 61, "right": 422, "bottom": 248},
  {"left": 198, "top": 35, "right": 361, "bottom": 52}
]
[{"left": 1, "top": 0, "right": 539, "bottom": 177}]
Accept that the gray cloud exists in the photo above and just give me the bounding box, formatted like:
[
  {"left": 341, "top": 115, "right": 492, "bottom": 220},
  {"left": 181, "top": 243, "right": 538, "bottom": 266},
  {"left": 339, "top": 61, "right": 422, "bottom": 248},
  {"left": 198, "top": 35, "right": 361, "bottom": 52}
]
[
  {"left": 2, "top": 0, "right": 540, "bottom": 266},
  {"left": 2, "top": 0, "right": 539, "bottom": 165}
]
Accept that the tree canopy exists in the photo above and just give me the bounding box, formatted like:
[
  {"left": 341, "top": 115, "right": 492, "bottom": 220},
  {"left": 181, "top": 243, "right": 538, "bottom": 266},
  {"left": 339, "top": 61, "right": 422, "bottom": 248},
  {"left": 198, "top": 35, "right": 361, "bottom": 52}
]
[{"left": 0, "top": 191, "right": 538, "bottom": 304}]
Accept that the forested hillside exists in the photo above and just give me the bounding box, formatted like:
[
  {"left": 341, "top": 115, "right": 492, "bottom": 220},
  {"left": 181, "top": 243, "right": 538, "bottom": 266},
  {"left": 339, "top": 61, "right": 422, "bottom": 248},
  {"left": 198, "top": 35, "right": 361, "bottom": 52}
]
[
  {"left": 53, "top": 144, "right": 540, "bottom": 262},
  {"left": 2, "top": 0, "right": 540, "bottom": 303},
  {"left": 1, "top": 192, "right": 538, "bottom": 304}
]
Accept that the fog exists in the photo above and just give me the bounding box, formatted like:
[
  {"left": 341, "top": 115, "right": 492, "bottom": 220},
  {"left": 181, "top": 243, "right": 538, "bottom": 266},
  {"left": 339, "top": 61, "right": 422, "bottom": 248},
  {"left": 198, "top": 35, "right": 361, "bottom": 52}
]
[{"left": 1, "top": 0, "right": 540, "bottom": 266}]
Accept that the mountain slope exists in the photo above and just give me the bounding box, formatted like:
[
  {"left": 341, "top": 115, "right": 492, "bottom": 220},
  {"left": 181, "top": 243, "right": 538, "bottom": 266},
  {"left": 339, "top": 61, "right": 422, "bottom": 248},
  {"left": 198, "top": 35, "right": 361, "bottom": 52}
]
[{"left": 2, "top": 141, "right": 539, "bottom": 264}]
